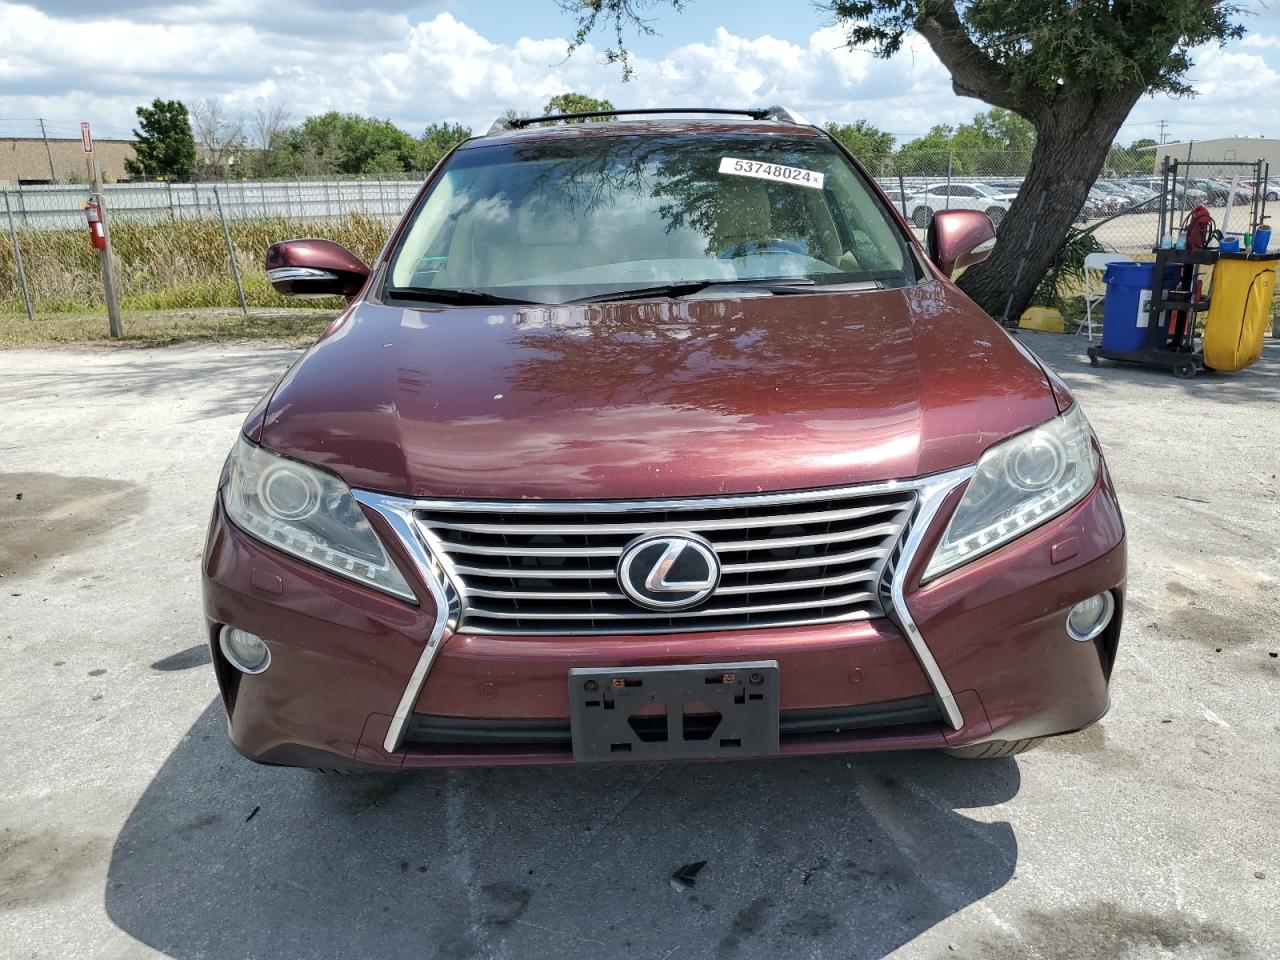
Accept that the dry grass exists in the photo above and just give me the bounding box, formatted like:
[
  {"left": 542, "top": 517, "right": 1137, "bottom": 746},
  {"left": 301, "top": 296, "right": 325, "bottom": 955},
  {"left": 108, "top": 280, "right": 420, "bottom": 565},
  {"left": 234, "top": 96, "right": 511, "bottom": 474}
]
[
  {"left": 0, "top": 307, "right": 339, "bottom": 349},
  {"left": 0, "top": 214, "right": 388, "bottom": 314}
]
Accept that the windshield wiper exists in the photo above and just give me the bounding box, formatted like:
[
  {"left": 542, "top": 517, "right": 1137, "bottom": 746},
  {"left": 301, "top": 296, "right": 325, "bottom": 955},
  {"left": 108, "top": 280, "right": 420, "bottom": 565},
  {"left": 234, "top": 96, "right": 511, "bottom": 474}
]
[
  {"left": 568, "top": 277, "right": 816, "bottom": 304},
  {"left": 384, "top": 286, "right": 543, "bottom": 306}
]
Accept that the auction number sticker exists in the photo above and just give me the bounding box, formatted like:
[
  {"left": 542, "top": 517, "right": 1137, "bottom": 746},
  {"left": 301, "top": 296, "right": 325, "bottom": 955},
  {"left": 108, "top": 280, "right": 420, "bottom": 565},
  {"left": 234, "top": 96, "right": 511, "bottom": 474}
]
[{"left": 719, "top": 157, "right": 825, "bottom": 190}]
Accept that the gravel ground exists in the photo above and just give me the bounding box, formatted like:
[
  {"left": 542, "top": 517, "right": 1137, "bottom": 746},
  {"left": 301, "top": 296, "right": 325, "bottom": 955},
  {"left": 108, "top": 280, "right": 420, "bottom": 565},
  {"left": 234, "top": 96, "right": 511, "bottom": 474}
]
[{"left": 1, "top": 330, "right": 1277, "bottom": 960}]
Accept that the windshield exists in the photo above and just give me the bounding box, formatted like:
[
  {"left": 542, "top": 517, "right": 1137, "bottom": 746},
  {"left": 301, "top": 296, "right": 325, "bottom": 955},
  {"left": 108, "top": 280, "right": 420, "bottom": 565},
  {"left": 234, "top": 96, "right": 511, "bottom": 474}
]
[
  {"left": 386, "top": 133, "right": 914, "bottom": 303},
  {"left": 971, "top": 183, "right": 1003, "bottom": 198}
]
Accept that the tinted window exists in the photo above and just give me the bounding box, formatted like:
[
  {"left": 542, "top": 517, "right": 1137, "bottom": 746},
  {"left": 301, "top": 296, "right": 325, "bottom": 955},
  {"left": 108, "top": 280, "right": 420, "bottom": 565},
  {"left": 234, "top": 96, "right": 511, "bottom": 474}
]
[{"left": 388, "top": 133, "right": 913, "bottom": 302}]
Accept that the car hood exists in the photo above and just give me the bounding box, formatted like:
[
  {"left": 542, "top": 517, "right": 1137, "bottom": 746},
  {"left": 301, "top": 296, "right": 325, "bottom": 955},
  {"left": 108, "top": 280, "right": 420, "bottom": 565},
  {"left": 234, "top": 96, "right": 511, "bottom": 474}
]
[{"left": 256, "top": 283, "right": 1060, "bottom": 500}]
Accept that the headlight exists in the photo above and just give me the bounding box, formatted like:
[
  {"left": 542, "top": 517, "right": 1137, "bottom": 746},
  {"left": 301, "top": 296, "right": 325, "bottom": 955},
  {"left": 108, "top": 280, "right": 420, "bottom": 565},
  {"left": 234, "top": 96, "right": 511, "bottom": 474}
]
[
  {"left": 924, "top": 404, "right": 1099, "bottom": 581},
  {"left": 223, "top": 436, "right": 415, "bottom": 601}
]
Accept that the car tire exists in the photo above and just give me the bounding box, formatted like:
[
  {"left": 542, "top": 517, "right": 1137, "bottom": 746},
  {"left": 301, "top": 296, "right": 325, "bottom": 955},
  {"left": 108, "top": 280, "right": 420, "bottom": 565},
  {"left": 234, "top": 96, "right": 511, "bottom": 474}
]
[
  {"left": 945, "top": 737, "right": 1041, "bottom": 759},
  {"left": 985, "top": 206, "right": 1006, "bottom": 227},
  {"left": 912, "top": 206, "right": 933, "bottom": 228}
]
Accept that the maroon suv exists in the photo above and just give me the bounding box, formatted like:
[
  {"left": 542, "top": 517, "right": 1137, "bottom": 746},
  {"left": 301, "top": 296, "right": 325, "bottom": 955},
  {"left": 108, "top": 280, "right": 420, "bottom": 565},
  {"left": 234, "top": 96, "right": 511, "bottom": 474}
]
[{"left": 202, "top": 107, "right": 1125, "bottom": 771}]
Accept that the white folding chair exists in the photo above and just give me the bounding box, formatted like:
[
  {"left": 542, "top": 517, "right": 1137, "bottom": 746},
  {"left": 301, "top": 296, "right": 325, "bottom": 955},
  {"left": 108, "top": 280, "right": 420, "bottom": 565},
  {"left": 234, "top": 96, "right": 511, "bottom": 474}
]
[{"left": 1083, "top": 252, "right": 1127, "bottom": 340}]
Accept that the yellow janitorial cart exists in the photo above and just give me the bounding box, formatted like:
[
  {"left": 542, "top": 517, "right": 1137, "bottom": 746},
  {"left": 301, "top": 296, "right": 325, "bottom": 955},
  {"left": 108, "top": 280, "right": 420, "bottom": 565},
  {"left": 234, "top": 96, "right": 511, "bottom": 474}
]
[{"left": 1203, "top": 252, "right": 1280, "bottom": 372}]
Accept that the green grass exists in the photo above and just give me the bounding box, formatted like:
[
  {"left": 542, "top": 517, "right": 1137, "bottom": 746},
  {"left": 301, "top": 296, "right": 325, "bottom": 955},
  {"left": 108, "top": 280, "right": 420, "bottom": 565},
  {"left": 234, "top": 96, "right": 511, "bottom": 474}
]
[
  {"left": 0, "top": 214, "right": 387, "bottom": 314},
  {"left": 0, "top": 306, "right": 339, "bottom": 349}
]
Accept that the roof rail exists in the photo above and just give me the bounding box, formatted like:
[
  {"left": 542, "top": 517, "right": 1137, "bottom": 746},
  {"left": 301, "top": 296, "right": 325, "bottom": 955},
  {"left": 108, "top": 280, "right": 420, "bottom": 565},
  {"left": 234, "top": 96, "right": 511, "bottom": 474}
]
[{"left": 483, "top": 106, "right": 808, "bottom": 135}]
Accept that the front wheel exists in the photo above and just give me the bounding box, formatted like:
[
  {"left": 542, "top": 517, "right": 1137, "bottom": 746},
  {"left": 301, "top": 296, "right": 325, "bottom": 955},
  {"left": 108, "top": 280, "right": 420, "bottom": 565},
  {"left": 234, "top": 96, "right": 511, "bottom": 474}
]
[
  {"left": 912, "top": 206, "right": 933, "bottom": 228},
  {"left": 1173, "top": 358, "right": 1198, "bottom": 380},
  {"left": 985, "top": 206, "right": 1006, "bottom": 227},
  {"left": 945, "top": 737, "right": 1042, "bottom": 759}
]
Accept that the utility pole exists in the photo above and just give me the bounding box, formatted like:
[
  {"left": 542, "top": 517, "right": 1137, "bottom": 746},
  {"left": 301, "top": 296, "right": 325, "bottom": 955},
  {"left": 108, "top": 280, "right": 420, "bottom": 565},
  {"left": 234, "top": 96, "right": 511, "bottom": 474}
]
[
  {"left": 38, "top": 118, "right": 57, "bottom": 181},
  {"left": 83, "top": 123, "right": 122, "bottom": 338},
  {"left": 1157, "top": 119, "right": 1169, "bottom": 145}
]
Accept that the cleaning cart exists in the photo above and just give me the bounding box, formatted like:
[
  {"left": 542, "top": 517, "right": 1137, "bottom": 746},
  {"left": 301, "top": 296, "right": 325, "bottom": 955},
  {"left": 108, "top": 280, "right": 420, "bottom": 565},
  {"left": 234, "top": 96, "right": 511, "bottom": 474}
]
[{"left": 1088, "top": 157, "right": 1271, "bottom": 379}]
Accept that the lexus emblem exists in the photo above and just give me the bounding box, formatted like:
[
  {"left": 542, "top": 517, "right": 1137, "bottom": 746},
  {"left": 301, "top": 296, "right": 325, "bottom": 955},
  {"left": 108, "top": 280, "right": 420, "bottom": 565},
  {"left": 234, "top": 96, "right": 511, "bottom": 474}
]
[{"left": 617, "top": 532, "right": 721, "bottom": 611}]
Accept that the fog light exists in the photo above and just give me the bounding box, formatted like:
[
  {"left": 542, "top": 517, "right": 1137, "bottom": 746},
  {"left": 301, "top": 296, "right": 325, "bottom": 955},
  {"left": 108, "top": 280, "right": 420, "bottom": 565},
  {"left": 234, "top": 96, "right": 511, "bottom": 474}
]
[
  {"left": 1066, "top": 592, "right": 1114, "bottom": 642},
  {"left": 219, "top": 625, "right": 271, "bottom": 674}
]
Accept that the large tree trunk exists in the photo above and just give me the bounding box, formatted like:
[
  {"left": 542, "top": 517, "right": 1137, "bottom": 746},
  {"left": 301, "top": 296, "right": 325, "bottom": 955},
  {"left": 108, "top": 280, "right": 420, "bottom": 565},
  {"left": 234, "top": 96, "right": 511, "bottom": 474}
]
[{"left": 956, "top": 86, "right": 1145, "bottom": 320}]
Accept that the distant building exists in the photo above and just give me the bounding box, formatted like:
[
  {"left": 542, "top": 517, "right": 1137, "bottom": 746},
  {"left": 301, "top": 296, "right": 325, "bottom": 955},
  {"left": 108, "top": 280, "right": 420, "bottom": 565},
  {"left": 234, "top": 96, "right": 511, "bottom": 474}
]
[
  {"left": 1148, "top": 137, "right": 1280, "bottom": 177},
  {"left": 0, "top": 137, "right": 137, "bottom": 186}
]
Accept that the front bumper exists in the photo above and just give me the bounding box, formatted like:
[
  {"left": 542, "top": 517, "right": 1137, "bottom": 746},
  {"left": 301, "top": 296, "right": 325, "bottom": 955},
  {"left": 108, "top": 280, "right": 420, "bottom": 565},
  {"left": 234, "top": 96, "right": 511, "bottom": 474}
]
[{"left": 201, "top": 468, "right": 1125, "bottom": 770}]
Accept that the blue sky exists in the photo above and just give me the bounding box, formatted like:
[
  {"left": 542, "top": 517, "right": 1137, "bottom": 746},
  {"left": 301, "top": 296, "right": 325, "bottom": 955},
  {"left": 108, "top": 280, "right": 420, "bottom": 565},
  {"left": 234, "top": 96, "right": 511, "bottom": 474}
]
[{"left": 2, "top": 0, "right": 1278, "bottom": 147}]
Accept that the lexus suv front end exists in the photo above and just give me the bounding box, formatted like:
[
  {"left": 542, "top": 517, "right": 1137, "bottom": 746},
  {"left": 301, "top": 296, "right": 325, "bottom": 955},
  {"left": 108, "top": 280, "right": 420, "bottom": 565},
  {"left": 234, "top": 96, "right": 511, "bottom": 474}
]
[{"left": 202, "top": 108, "right": 1124, "bottom": 770}]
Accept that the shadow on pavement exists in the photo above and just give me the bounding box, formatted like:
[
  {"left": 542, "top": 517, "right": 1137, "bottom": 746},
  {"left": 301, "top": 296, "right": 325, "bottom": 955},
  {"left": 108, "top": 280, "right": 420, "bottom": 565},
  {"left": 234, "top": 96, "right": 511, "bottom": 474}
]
[
  {"left": 106, "top": 702, "right": 1019, "bottom": 959},
  {"left": 1018, "top": 330, "right": 1280, "bottom": 405}
]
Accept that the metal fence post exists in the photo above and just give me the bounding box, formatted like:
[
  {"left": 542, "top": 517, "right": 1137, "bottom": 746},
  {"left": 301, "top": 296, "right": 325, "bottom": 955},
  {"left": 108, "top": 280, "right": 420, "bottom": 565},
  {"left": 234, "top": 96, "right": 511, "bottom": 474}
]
[
  {"left": 2, "top": 190, "right": 35, "bottom": 322},
  {"left": 86, "top": 155, "right": 123, "bottom": 338},
  {"left": 213, "top": 186, "right": 249, "bottom": 318}
]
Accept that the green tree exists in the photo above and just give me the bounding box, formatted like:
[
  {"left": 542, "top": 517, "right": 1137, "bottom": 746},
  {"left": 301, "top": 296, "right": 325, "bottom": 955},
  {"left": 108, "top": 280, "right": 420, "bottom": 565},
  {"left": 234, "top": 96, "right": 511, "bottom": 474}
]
[
  {"left": 124, "top": 99, "right": 196, "bottom": 180},
  {"left": 563, "top": 0, "right": 1245, "bottom": 319},
  {"left": 950, "top": 108, "right": 1036, "bottom": 175},
  {"left": 893, "top": 125, "right": 958, "bottom": 176},
  {"left": 824, "top": 120, "right": 895, "bottom": 172},
  {"left": 418, "top": 122, "right": 472, "bottom": 170},
  {"left": 952, "top": 108, "right": 1035, "bottom": 154},
  {"left": 1104, "top": 138, "right": 1158, "bottom": 176},
  {"left": 283, "top": 113, "right": 418, "bottom": 175},
  {"left": 543, "top": 92, "right": 617, "bottom": 121}
]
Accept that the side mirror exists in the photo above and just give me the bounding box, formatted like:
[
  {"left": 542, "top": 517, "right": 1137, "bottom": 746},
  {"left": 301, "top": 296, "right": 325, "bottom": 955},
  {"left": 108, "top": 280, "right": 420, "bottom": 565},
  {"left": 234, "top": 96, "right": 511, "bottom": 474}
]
[
  {"left": 265, "top": 239, "right": 370, "bottom": 299},
  {"left": 927, "top": 210, "right": 997, "bottom": 279}
]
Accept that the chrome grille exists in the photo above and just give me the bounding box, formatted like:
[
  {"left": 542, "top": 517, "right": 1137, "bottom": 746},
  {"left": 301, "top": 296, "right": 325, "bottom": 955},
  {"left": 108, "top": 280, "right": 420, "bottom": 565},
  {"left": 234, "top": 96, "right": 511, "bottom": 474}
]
[{"left": 413, "top": 485, "right": 917, "bottom": 636}]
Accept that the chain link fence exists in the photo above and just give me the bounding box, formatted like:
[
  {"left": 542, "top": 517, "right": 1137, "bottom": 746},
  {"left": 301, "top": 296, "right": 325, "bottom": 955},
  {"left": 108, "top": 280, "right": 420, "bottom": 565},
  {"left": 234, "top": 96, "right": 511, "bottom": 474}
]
[
  {"left": 0, "top": 176, "right": 427, "bottom": 316},
  {"left": 2, "top": 149, "right": 1273, "bottom": 320},
  {"left": 866, "top": 147, "right": 1268, "bottom": 259}
]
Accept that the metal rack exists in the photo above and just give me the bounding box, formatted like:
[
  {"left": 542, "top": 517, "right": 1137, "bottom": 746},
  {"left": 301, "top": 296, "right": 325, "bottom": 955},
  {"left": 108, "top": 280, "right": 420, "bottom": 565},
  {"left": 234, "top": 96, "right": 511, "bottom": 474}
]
[
  {"left": 1087, "top": 247, "right": 1214, "bottom": 378},
  {"left": 1088, "top": 157, "right": 1269, "bottom": 379}
]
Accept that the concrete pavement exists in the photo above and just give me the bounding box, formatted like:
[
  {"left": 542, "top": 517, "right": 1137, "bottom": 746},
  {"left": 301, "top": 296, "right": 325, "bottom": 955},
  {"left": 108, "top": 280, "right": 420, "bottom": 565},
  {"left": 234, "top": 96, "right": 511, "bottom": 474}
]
[{"left": 1, "top": 331, "right": 1277, "bottom": 959}]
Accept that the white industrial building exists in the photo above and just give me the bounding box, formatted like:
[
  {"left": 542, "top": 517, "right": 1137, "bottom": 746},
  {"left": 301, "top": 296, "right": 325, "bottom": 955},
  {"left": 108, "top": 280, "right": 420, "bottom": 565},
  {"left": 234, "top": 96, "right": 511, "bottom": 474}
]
[{"left": 1148, "top": 137, "right": 1280, "bottom": 176}]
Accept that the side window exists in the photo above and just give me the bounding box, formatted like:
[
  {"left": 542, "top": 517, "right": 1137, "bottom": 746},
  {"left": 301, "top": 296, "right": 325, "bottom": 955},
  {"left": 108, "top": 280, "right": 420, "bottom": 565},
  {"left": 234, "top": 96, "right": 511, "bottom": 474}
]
[{"left": 951, "top": 185, "right": 975, "bottom": 198}]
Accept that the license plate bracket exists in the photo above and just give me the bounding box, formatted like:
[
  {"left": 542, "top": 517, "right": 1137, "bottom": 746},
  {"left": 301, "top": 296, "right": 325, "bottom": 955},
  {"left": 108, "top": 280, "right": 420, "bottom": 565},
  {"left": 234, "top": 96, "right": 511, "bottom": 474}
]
[{"left": 568, "top": 661, "right": 779, "bottom": 763}]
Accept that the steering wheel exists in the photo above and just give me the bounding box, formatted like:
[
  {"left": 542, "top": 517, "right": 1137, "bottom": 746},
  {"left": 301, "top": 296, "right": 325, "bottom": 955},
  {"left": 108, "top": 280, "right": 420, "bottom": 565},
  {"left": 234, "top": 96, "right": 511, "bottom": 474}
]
[{"left": 717, "top": 238, "right": 808, "bottom": 260}]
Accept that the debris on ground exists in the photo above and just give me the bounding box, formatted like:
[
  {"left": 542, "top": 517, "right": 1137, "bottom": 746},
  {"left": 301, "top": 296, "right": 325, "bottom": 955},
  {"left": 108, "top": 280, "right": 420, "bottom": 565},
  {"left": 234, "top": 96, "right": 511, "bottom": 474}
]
[{"left": 670, "top": 861, "right": 707, "bottom": 892}]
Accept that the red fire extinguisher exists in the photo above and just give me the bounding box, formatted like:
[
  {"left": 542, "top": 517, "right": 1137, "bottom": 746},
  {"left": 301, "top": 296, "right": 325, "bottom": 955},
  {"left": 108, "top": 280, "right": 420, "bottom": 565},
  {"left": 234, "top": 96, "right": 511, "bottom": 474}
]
[{"left": 85, "top": 199, "right": 107, "bottom": 250}]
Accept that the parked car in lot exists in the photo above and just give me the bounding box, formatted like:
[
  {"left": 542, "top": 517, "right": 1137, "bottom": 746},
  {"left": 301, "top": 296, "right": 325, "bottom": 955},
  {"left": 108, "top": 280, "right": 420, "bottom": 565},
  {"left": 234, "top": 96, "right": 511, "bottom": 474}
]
[
  {"left": 1095, "top": 180, "right": 1155, "bottom": 210},
  {"left": 1248, "top": 180, "right": 1279, "bottom": 201},
  {"left": 1187, "top": 179, "right": 1235, "bottom": 205},
  {"left": 881, "top": 187, "right": 913, "bottom": 210},
  {"left": 1079, "top": 185, "right": 1115, "bottom": 219},
  {"left": 1132, "top": 177, "right": 1207, "bottom": 210},
  {"left": 905, "top": 182, "right": 1015, "bottom": 228},
  {"left": 204, "top": 107, "right": 1125, "bottom": 771}
]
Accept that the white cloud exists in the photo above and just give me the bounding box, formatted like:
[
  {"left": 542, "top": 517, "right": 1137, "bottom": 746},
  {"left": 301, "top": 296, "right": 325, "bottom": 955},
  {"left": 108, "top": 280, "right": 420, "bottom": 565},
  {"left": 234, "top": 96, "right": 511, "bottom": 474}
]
[
  {"left": 2, "top": 1, "right": 1280, "bottom": 147},
  {"left": 1241, "top": 33, "right": 1280, "bottom": 49}
]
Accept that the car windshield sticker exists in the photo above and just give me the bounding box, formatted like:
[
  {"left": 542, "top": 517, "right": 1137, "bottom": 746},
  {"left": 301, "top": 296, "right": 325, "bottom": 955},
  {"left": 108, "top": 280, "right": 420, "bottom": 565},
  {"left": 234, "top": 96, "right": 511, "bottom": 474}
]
[{"left": 718, "top": 157, "right": 825, "bottom": 190}]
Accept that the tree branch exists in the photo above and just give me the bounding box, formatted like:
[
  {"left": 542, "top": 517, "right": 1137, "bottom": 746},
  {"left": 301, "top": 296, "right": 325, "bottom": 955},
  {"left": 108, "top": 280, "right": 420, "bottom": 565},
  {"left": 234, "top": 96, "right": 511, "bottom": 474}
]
[{"left": 914, "top": 1, "right": 1028, "bottom": 116}]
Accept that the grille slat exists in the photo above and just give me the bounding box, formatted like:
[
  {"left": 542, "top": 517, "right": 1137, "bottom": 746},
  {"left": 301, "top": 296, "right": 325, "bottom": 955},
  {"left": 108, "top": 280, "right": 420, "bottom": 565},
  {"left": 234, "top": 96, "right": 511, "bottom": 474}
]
[
  {"left": 466, "top": 589, "right": 879, "bottom": 620},
  {"left": 437, "top": 523, "right": 903, "bottom": 557},
  {"left": 423, "top": 502, "right": 904, "bottom": 536},
  {"left": 415, "top": 486, "right": 916, "bottom": 636},
  {"left": 464, "top": 568, "right": 881, "bottom": 601}
]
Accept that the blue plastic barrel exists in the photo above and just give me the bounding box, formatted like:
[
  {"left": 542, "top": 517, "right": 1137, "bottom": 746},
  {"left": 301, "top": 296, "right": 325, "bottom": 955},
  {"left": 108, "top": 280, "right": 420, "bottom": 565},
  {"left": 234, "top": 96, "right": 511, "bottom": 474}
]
[{"left": 1100, "top": 261, "right": 1181, "bottom": 353}]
